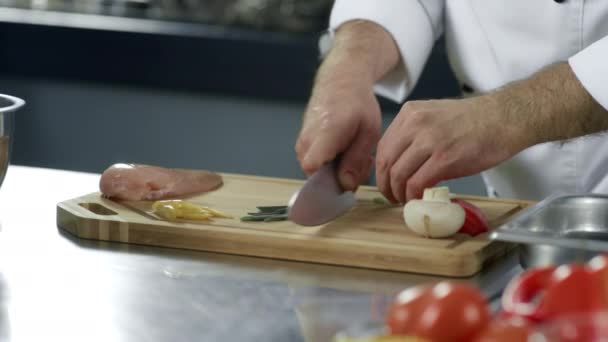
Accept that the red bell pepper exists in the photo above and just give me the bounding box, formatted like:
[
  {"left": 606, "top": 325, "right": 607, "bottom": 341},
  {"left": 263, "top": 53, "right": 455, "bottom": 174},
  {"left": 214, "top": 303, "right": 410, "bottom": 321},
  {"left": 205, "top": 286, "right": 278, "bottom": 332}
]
[
  {"left": 472, "top": 317, "right": 533, "bottom": 342},
  {"left": 501, "top": 256, "right": 608, "bottom": 323},
  {"left": 537, "top": 311, "right": 608, "bottom": 342},
  {"left": 451, "top": 199, "right": 490, "bottom": 236}
]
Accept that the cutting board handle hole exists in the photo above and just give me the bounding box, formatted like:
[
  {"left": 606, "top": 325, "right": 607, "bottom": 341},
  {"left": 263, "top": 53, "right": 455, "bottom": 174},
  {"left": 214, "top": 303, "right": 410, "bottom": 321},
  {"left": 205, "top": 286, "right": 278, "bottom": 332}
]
[{"left": 79, "top": 202, "right": 118, "bottom": 216}]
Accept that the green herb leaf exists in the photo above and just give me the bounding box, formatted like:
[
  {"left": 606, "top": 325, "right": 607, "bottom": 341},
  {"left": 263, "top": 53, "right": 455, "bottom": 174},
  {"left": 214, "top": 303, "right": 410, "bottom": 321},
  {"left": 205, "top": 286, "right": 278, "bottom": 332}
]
[
  {"left": 263, "top": 214, "right": 288, "bottom": 222},
  {"left": 256, "top": 206, "right": 288, "bottom": 213}
]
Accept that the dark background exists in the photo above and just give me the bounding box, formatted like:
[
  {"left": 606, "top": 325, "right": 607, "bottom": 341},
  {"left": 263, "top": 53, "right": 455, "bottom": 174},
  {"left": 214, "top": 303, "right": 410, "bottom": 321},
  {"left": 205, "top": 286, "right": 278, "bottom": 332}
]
[{"left": 0, "top": 3, "right": 486, "bottom": 195}]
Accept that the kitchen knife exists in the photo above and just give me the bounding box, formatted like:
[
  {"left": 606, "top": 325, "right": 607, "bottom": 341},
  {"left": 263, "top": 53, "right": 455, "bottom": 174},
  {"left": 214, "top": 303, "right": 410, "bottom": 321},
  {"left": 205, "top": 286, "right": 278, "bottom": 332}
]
[{"left": 287, "top": 162, "right": 356, "bottom": 226}]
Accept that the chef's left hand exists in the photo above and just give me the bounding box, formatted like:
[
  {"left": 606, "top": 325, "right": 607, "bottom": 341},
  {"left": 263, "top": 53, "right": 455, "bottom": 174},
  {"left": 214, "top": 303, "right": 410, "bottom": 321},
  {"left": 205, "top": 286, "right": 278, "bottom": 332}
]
[{"left": 376, "top": 96, "right": 528, "bottom": 203}]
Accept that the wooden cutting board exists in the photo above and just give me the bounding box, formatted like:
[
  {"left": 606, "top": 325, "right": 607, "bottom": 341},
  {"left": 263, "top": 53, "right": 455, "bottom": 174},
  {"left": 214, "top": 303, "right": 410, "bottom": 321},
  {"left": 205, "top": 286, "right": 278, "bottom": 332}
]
[{"left": 56, "top": 173, "right": 533, "bottom": 277}]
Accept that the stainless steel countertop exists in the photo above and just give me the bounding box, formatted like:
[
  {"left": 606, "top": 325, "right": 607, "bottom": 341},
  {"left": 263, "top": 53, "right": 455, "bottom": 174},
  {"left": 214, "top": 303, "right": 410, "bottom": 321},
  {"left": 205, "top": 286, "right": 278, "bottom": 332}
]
[{"left": 0, "top": 166, "right": 523, "bottom": 342}]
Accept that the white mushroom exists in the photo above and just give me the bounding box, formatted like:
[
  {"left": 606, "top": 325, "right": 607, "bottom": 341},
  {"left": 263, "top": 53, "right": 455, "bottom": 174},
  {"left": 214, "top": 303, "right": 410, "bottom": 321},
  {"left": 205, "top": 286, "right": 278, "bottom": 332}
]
[{"left": 403, "top": 187, "right": 465, "bottom": 238}]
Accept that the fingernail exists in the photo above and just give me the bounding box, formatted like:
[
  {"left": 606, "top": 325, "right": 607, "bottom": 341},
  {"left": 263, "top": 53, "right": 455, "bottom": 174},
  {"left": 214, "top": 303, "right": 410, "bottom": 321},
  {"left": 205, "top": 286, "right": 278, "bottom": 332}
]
[{"left": 340, "top": 171, "right": 357, "bottom": 191}]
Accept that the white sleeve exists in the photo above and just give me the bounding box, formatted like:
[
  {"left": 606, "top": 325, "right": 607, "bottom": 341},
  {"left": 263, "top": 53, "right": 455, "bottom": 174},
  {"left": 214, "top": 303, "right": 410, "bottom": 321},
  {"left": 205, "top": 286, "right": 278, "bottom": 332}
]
[
  {"left": 569, "top": 35, "right": 608, "bottom": 110},
  {"left": 318, "top": 0, "right": 445, "bottom": 103}
]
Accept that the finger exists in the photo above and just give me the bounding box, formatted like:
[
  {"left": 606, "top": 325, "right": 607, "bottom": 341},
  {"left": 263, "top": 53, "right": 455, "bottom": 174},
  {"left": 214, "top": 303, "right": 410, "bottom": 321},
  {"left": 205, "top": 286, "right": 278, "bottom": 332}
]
[
  {"left": 337, "top": 125, "right": 380, "bottom": 191},
  {"left": 301, "top": 119, "right": 357, "bottom": 176},
  {"left": 344, "top": 156, "right": 373, "bottom": 192},
  {"left": 375, "top": 127, "right": 412, "bottom": 204},
  {"left": 375, "top": 136, "right": 398, "bottom": 203},
  {"left": 405, "top": 155, "right": 446, "bottom": 201},
  {"left": 359, "top": 155, "right": 374, "bottom": 185},
  {"left": 389, "top": 144, "right": 431, "bottom": 204},
  {"left": 378, "top": 116, "right": 409, "bottom": 161},
  {"left": 376, "top": 157, "right": 398, "bottom": 204},
  {"left": 301, "top": 135, "right": 339, "bottom": 175},
  {"left": 344, "top": 156, "right": 374, "bottom": 192},
  {"left": 295, "top": 133, "right": 313, "bottom": 174},
  {"left": 375, "top": 105, "right": 424, "bottom": 204}
]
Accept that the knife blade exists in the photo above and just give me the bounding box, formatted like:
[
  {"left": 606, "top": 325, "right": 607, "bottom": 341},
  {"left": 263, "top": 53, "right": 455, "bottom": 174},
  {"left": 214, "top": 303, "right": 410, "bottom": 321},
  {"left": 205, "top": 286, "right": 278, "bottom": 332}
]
[{"left": 287, "top": 162, "right": 356, "bottom": 226}]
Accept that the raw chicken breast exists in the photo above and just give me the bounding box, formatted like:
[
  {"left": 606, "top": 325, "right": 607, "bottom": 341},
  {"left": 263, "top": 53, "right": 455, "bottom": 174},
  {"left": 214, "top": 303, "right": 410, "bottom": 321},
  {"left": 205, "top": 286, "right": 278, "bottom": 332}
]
[{"left": 99, "top": 163, "right": 223, "bottom": 201}]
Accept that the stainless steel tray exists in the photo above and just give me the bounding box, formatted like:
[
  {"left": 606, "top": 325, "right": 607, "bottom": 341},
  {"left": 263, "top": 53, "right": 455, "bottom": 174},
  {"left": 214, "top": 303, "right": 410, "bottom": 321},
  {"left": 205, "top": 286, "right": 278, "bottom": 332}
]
[{"left": 491, "top": 194, "right": 608, "bottom": 252}]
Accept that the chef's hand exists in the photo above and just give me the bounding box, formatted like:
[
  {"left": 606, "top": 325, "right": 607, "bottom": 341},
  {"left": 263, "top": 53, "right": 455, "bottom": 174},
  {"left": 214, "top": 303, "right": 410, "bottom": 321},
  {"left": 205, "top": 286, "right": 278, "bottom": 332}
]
[
  {"left": 296, "top": 74, "right": 381, "bottom": 191},
  {"left": 376, "top": 96, "right": 528, "bottom": 204},
  {"left": 295, "top": 19, "right": 399, "bottom": 191}
]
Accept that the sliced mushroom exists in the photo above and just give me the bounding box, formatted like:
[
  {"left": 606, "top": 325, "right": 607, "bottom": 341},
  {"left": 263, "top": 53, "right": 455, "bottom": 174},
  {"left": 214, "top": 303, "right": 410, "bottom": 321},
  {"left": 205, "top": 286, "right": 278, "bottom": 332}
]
[{"left": 403, "top": 187, "right": 465, "bottom": 238}]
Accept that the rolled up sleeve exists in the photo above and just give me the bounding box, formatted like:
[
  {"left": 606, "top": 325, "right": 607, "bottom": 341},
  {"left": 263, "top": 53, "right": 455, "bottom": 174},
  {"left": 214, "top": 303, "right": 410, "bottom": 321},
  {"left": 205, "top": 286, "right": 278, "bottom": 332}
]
[
  {"left": 569, "top": 35, "right": 608, "bottom": 110},
  {"left": 319, "top": 0, "right": 445, "bottom": 103}
]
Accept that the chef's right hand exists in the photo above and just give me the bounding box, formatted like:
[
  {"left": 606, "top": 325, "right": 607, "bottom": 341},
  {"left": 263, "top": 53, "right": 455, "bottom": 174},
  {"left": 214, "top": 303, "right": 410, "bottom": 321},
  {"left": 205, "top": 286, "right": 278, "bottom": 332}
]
[{"left": 295, "top": 72, "right": 382, "bottom": 191}]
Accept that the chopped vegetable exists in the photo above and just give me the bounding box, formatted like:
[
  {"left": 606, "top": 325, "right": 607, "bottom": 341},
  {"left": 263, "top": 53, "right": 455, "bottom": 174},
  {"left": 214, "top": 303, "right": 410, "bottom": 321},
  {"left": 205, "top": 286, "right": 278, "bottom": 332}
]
[
  {"left": 386, "top": 282, "right": 490, "bottom": 341},
  {"left": 256, "top": 206, "right": 288, "bottom": 213},
  {"left": 532, "top": 311, "right": 608, "bottom": 341},
  {"left": 356, "top": 256, "right": 608, "bottom": 342},
  {"left": 472, "top": 317, "right": 532, "bottom": 342},
  {"left": 241, "top": 206, "right": 288, "bottom": 222},
  {"left": 261, "top": 214, "right": 289, "bottom": 222},
  {"left": 501, "top": 256, "right": 608, "bottom": 322},
  {"left": 451, "top": 199, "right": 490, "bottom": 236},
  {"left": 402, "top": 187, "right": 465, "bottom": 238},
  {"left": 151, "top": 200, "right": 232, "bottom": 221},
  {"left": 373, "top": 197, "right": 390, "bottom": 205}
]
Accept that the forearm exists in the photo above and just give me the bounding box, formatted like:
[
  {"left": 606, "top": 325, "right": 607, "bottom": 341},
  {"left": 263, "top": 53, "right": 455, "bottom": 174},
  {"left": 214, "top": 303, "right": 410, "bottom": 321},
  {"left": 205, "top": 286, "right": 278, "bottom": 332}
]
[
  {"left": 314, "top": 20, "right": 401, "bottom": 92},
  {"left": 490, "top": 62, "right": 608, "bottom": 151}
]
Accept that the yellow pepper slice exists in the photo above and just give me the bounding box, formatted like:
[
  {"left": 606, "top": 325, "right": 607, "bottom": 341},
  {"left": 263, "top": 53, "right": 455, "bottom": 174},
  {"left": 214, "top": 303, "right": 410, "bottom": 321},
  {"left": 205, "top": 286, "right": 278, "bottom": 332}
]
[
  {"left": 151, "top": 200, "right": 232, "bottom": 221},
  {"left": 153, "top": 204, "right": 178, "bottom": 221},
  {"left": 199, "top": 206, "right": 232, "bottom": 218}
]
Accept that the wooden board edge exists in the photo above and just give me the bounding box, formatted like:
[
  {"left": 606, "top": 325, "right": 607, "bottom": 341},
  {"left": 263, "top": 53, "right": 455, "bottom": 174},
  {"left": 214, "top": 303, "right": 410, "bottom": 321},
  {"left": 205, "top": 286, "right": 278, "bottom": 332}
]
[
  {"left": 56, "top": 193, "right": 465, "bottom": 250},
  {"left": 57, "top": 193, "right": 499, "bottom": 257},
  {"left": 55, "top": 188, "right": 525, "bottom": 278},
  {"left": 56, "top": 201, "right": 496, "bottom": 277}
]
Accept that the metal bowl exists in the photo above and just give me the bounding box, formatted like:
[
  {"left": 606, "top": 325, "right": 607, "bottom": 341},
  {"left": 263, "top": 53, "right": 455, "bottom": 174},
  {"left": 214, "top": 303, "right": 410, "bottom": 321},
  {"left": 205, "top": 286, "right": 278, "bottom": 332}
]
[
  {"left": 518, "top": 243, "right": 598, "bottom": 269},
  {"left": 0, "top": 94, "right": 25, "bottom": 189},
  {"left": 491, "top": 194, "right": 608, "bottom": 268}
]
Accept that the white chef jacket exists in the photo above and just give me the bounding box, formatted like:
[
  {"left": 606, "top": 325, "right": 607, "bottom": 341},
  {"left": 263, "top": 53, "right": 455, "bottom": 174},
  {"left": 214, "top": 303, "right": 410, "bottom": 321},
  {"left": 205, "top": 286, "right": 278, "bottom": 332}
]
[{"left": 320, "top": 0, "right": 608, "bottom": 201}]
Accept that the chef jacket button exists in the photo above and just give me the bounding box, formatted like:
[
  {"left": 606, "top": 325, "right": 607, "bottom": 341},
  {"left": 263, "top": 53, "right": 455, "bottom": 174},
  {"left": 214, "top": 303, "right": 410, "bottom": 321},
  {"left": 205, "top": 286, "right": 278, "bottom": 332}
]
[
  {"left": 554, "top": 0, "right": 566, "bottom": 3},
  {"left": 461, "top": 83, "right": 474, "bottom": 93}
]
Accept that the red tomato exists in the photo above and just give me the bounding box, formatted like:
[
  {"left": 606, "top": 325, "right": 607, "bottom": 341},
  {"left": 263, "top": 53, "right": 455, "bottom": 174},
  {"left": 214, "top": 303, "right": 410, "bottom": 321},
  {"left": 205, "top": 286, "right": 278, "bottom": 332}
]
[
  {"left": 386, "top": 282, "right": 490, "bottom": 342},
  {"left": 451, "top": 199, "right": 490, "bottom": 236},
  {"left": 472, "top": 317, "right": 533, "bottom": 342}
]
